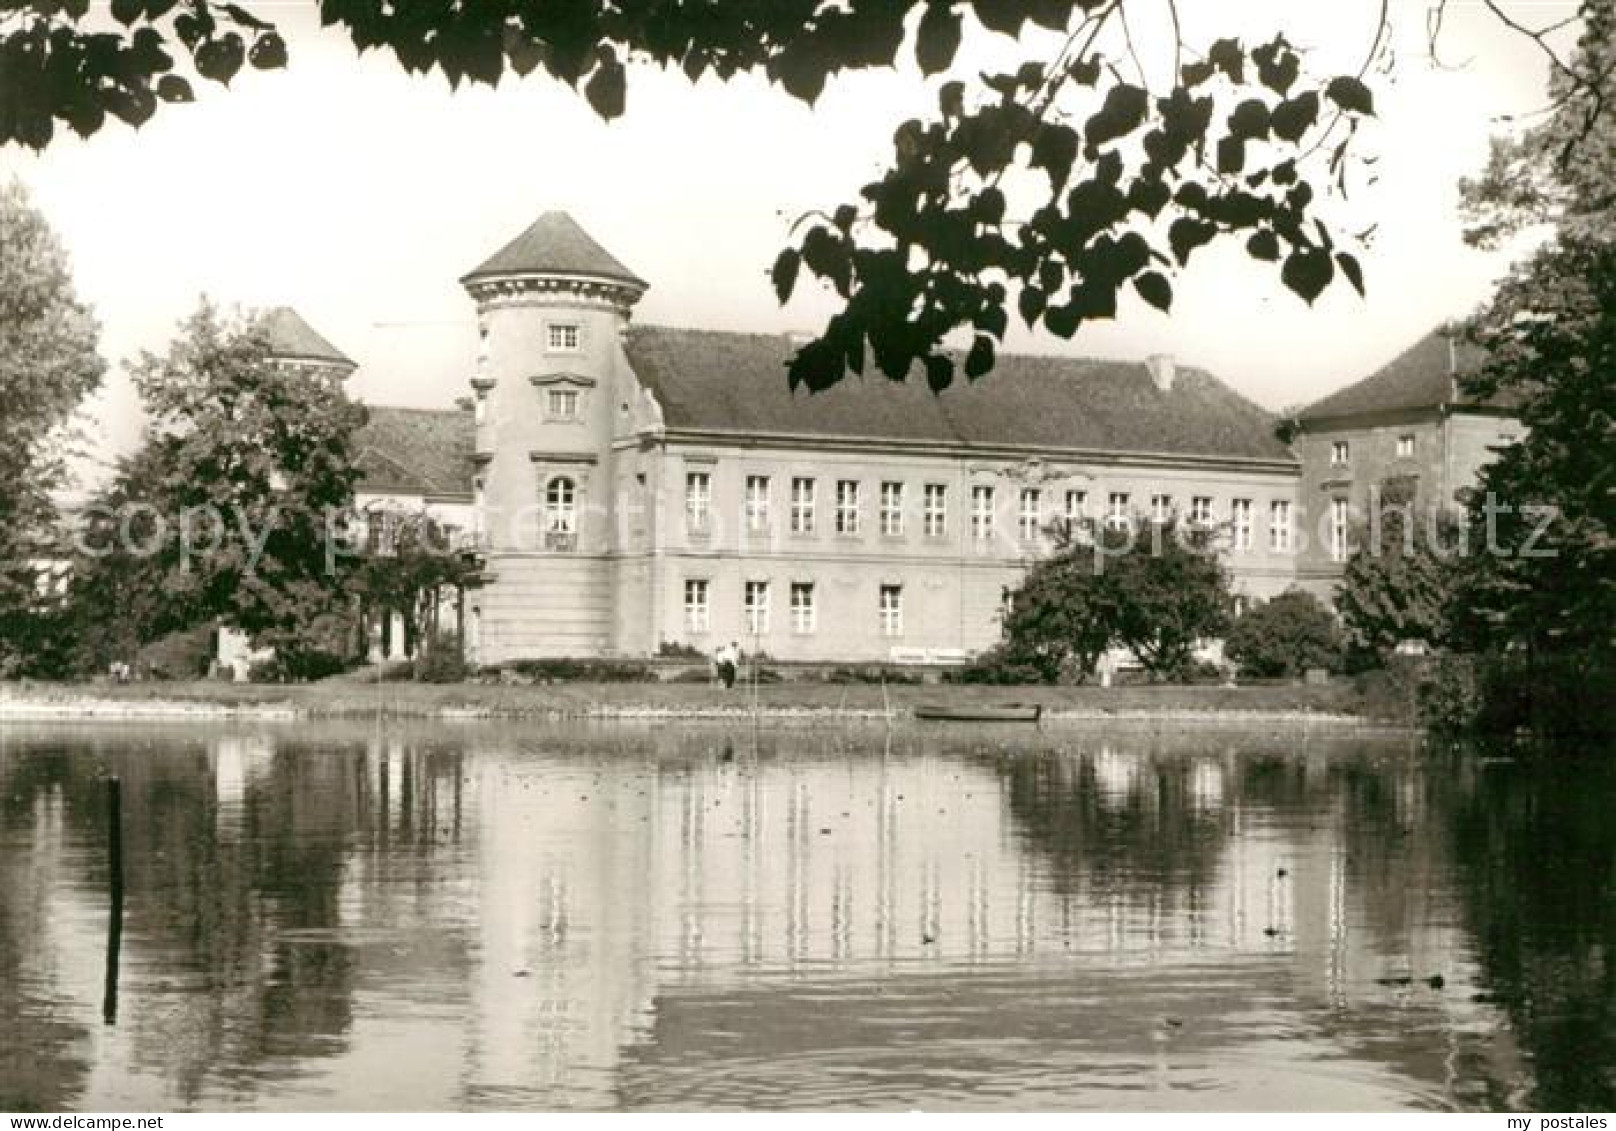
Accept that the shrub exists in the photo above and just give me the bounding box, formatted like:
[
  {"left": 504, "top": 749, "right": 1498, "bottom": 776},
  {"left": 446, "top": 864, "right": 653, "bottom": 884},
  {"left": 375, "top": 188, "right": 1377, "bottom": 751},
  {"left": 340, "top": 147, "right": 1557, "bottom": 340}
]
[
  {"left": 499, "top": 658, "right": 655, "bottom": 683},
  {"left": 823, "top": 665, "right": 920, "bottom": 685},
  {"left": 249, "top": 649, "right": 349, "bottom": 683},
  {"left": 655, "top": 640, "right": 706, "bottom": 659},
  {"left": 944, "top": 645, "right": 1048, "bottom": 685},
  {"left": 1414, "top": 655, "right": 1484, "bottom": 734},
  {"left": 137, "top": 624, "right": 217, "bottom": 681},
  {"left": 999, "top": 519, "right": 1231, "bottom": 683},
  {"left": 377, "top": 660, "right": 420, "bottom": 682},
  {"left": 1419, "top": 651, "right": 1615, "bottom": 740},
  {"left": 1335, "top": 500, "right": 1462, "bottom": 666},
  {"left": 1225, "top": 589, "right": 1342, "bottom": 678},
  {"left": 414, "top": 635, "right": 469, "bottom": 683},
  {"left": 1350, "top": 653, "right": 1427, "bottom": 723}
]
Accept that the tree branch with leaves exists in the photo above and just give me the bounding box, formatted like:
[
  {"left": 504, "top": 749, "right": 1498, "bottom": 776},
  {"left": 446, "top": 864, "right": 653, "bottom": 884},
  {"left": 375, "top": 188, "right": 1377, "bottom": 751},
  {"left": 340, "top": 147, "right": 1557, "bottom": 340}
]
[{"left": 2, "top": 1, "right": 1596, "bottom": 396}]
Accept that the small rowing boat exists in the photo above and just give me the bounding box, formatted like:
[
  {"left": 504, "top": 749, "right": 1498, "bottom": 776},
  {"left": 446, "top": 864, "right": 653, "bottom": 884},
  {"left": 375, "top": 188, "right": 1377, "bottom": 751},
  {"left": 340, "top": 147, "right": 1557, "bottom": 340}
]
[{"left": 913, "top": 703, "right": 1043, "bottom": 723}]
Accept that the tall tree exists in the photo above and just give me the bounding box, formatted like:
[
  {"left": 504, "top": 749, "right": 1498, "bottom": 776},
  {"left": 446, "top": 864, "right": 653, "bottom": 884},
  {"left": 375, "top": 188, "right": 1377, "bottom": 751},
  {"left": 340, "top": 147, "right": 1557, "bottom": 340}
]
[
  {"left": 1106, "top": 518, "right": 1231, "bottom": 678},
  {"left": 1459, "top": 0, "right": 1616, "bottom": 247},
  {"left": 1334, "top": 483, "right": 1462, "bottom": 664},
  {"left": 60, "top": 443, "right": 180, "bottom": 672},
  {"left": 1000, "top": 516, "right": 1229, "bottom": 682},
  {"left": 0, "top": 179, "right": 104, "bottom": 674},
  {"left": 1450, "top": 238, "right": 1616, "bottom": 653},
  {"left": 1451, "top": 0, "right": 1616, "bottom": 654},
  {"left": 999, "top": 520, "right": 1129, "bottom": 682},
  {"left": 72, "top": 301, "right": 368, "bottom": 673}
]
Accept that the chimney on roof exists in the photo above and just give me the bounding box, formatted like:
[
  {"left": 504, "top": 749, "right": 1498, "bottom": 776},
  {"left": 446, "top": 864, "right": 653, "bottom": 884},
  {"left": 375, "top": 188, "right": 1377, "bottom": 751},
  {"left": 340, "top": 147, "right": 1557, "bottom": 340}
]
[{"left": 1146, "top": 353, "right": 1175, "bottom": 393}]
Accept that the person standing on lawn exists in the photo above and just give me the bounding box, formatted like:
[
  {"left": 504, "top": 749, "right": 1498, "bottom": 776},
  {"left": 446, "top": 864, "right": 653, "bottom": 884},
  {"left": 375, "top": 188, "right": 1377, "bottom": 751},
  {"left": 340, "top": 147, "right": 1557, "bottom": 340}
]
[{"left": 715, "top": 641, "right": 739, "bottom": 689}]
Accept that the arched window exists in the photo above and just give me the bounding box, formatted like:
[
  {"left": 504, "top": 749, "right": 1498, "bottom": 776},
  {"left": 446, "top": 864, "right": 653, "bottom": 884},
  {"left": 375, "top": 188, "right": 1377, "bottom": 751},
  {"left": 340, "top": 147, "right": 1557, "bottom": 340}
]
[{"left": 545, "top": 476, "right": 577, "bottom": 536}]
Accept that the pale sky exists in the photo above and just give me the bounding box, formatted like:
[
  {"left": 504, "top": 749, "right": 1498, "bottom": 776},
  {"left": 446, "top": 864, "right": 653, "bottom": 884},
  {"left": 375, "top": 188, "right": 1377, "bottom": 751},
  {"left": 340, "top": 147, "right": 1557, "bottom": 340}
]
[{"left": 0, "top": 1, "right": 1572, "bottom": 484}]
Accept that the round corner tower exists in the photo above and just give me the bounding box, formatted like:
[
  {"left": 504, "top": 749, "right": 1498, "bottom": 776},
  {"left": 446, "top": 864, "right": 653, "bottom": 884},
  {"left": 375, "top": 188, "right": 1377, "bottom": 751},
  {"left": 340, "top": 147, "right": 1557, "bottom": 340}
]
[{"left": 459, "top": 211, "right": 647, "bottom": 662}]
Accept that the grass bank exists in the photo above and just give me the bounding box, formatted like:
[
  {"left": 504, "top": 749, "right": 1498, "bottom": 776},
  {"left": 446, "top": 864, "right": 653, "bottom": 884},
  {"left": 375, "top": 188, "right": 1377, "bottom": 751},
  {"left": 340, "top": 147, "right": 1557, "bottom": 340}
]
[{"left": 0, "top": 677, "right": 1392, "bottom": 724}]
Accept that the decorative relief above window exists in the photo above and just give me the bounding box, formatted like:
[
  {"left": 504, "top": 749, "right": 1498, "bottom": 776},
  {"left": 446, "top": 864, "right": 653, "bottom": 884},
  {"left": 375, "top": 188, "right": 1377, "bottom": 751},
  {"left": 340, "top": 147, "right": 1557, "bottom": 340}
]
[{"left": 530, "top": 373, "right": 595, "bottom": 423}]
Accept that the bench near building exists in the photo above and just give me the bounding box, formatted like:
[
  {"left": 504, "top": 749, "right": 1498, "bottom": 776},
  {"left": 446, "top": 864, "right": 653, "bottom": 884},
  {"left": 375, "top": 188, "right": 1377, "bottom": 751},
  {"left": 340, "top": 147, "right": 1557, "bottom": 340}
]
[{"left": 271, "top": 211, "right": 1519, "bottom": 668}]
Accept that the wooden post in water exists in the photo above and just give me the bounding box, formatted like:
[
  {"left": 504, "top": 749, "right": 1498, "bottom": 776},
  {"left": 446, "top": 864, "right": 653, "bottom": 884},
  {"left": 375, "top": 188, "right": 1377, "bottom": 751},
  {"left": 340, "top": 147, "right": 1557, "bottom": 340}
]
[{"left": 102, "top": 775, "right": 124, "bottom": 1025}]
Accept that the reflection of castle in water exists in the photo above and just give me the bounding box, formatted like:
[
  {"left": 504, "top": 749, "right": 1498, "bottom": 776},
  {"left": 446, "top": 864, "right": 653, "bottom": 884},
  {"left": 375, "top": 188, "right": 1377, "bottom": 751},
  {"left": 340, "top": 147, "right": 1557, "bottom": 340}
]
[
  {"left": 0, "top": 726, "right": 1523, "bottom": 1110},
  {"left": 439, "top": 731, "right": 1497, "bottom": 1106}
]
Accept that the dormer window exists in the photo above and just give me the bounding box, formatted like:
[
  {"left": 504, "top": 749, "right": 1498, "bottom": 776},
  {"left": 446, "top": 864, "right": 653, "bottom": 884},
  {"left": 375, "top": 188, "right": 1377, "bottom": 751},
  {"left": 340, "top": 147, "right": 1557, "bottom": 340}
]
[
  {"left": 547, "top": 322, "right": 581, "bottom": 353},
  {"left": 547, "top": 389, "right": 579, "bottom": 420}
]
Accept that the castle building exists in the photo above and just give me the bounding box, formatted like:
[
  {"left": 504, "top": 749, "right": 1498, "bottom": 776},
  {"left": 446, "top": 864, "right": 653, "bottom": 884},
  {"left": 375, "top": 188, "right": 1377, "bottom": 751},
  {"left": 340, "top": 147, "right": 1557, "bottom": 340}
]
[
  {"left": 448, "top": 211, "right": 1308, "bottom": 665},
  {"left": 294, "top": 211, "right": 1520, "bottom": 667},
  {"left": 1287, "top": 327, "right": 1523, "bottom": 596}
]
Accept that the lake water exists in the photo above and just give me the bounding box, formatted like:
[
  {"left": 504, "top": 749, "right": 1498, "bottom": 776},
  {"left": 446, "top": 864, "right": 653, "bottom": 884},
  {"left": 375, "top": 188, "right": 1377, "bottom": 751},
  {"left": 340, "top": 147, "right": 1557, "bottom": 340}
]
[{"left": 0, "top": 720, "right": 1611, "bottom": 1112}]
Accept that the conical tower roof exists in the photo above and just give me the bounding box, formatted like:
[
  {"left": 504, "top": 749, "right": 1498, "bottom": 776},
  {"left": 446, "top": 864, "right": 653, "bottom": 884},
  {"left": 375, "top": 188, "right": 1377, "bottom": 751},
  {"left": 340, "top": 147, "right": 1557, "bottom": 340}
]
[
  {"left": 461, "top": 210, "right": 646, "bottom": 288},
  {"left": 263, "top": 307, "right": 355, "bottom": 369}
]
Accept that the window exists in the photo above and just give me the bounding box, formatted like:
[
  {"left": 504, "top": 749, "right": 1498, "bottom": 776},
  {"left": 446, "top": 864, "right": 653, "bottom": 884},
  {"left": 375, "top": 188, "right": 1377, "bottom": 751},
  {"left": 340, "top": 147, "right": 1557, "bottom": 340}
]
[
  {"left": 684, "top": 579, "right": 710, "bottom": 633},
  {"left": 1151, "top": 493, "right": 1173, "bottom": 524},
  {"left": 547, "top": 323, "right": 580, "bottom": 352},
  {"left": 473, "top": 389, "right": 487, "bottom": 425},
  {"left": 880, "top": 481, "right": 904, "bottom": 536},
  {"left": 1018, "top": 488, "right": 1042, "bottom": 541},
  {"left": 1269, "top": 500, "right": 1292, "bottom": 552},
  {"left": 790, "top": 477, "right": 816, "bottom": 534},
  {"left": 835, "top": 479, "right": 861, "bottom": 535},
  {"left": 685, "top": 471, "right": 711, "bottom": 535},
  {"left": 1498, "top": 432, "right": 1517, "bottom": 446},
  {"left": 1065, "top": 490, "right": 1087, "bottom": 522},
  {"left": 1232, "top": 595, "right": 1249, "bottom": 618},
  {"left": 879, "top": 584, "right": 903, "bottom": 637},
  {"left": 1330, "top": 498, "right": 1350, "bottom": 562},
  {"left": 546, "top": 388, "right": 580, "bottom": 420},
  {"left": 1190, "top": 495, "right": 1213, "bottom": 526},
  {"left": 924, "top": 484, "right": 948, "bottom": 537},
  {"left": 366, "top": 509, "right": 399, "bottom": 554},
  {"left": 1232, "top": 498, "right": 1253, "bottom": 550},
  {"left": 1331, "top": 440, "right": 1350, "bottom": 466},
  {"left": 970, "top": 485, "right": 996, "bottom": 540},
  {"left": 790, "top": 581, "right": 816, "bottom": 633},
  {"left": 744, "top": 580, "right": 770, "bottom": 636},
  {"left": 1107, "top": 491, "right": 1131, "bottom": 530},
  {"left": 1396, "top": 434, "right": 1416, "bottom": 459},
  {"left": 745, "top": 475, "right": 771, "bottom": 534},
  {"left": 544, "top": 476, "right": 576, "bottom": 536}
]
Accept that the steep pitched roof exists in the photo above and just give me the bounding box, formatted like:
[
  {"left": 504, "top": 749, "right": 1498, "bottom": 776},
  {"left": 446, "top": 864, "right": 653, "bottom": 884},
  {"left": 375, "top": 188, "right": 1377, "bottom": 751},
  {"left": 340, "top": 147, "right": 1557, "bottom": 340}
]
[
  {"left": 263, "top": 307, "right": 355, "bottom": 368},
  {"left": 354, "top": 406, "right": 475, "bottom": 498},
  {"left": 624, "top": 327, "right": 1292, "bottom": 463},
  {"left": 1298, "top": 326, "right": 1520, "bottom": 423},
  {"left": 461, "top": 211, "right": 647, "bottom": 288}
]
